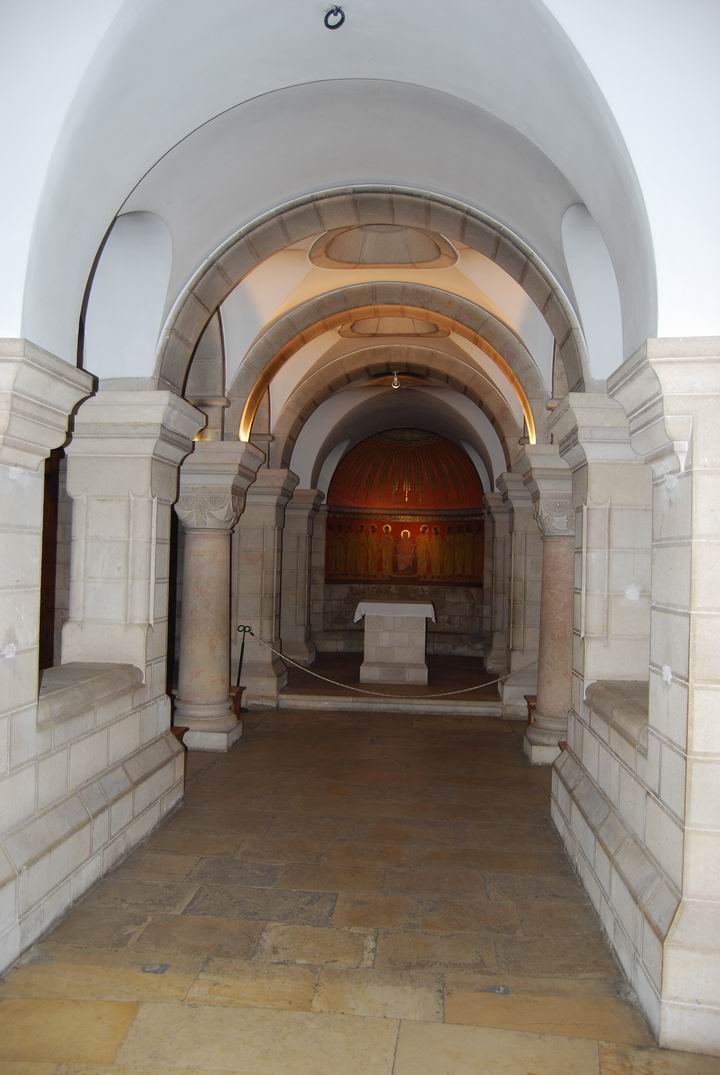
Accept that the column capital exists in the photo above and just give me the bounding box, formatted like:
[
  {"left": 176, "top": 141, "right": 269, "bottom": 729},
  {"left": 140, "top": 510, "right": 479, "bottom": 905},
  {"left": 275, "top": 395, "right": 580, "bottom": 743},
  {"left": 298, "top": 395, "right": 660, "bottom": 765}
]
[
  {"left": 177, "top": 441, "right": 264, "bottom": 531},
  {"left": 286, "top": 488, "right": 325, "bottom": 519},
  {"left": 483, "top": 491, "right": 512, "bottom": 522},
  {"left": 609, "top": 337, "right": 720, "bottom": 476},
  {"left": 66, "top": 390, "right": 204, "bottom": 500},
  {"left": 517, "top": 445, "right": 574, "bottom": 539},
  {"left": 549, "top": 392, "right": 636, "bottom": 470},
  {"left": 496, "top": 471, "right": 533, "bottom": 512},
  {"left": 245, "top": 467, "right": 299, "bottom": 510},
  {"left": 0, "top": 339, "right": 93, "bottom": 470}
]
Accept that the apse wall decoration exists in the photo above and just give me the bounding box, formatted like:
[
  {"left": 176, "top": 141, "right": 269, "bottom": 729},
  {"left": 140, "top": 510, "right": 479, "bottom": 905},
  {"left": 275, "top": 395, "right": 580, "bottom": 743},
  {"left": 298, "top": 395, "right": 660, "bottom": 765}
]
[{"left": 325, "top": 429, "right": 484, "bottom": 585}]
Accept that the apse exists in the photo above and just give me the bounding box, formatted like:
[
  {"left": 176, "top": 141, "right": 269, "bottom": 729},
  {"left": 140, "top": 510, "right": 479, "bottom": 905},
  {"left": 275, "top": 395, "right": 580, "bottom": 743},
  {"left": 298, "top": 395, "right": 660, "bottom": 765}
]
[{"left": 320, "top": 429, "right": 488, "bottom": 657}]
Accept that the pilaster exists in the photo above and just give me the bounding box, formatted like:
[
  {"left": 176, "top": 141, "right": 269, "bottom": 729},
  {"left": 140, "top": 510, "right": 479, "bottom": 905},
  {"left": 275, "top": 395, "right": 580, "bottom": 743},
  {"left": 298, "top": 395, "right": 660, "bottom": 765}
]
[
  {"left": 481, "top": 503, "right": 494, "bottom": 637},
  {"left": 233, "top": 467, "right": 299, "bottom": 706},
  {"left": 497, "top": 472, "right": 541, "bottom": 717},
  {"left": 483, "top": 492, "right": 512, "bottom": 672},
  {"left": 551, "top": 393, "right": 652, "bottom": 734},
  {"left": 517, "top": 445, "right": 574, "bottom": 764},
  {"left": 62, "top": 391, "right": 204, "bottom": 716},
  {"left": 310, "top": 504, "right": 329, "bottom": 644},
  {"left": 0, "top": 340, "right": 92, "bottom": 733},
  {"left": 281, "top": 489, "right": 324, "bottom": 666}
]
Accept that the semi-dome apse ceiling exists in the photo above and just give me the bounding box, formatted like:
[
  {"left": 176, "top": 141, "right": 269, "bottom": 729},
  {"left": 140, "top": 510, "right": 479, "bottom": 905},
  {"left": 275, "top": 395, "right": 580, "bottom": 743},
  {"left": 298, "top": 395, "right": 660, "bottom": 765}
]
[{"left": 325, "top": 430, "right": 485, "bottom": 585}]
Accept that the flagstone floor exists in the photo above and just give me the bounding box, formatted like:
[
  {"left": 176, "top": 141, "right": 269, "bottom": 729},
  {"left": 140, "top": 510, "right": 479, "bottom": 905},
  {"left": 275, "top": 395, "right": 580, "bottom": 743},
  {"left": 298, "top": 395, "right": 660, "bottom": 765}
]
[{"left": 1, "top": 710, "right": 719, "bottom": 1074}]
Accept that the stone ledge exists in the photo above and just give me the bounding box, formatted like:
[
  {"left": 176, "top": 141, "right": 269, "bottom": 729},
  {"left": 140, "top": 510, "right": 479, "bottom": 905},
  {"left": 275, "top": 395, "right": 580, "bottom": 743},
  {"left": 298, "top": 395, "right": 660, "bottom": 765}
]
[
  {"left": 38, "top": 663, "right": 143, "bottom": 728},
  {"left": 585, "top": 679, "right": 649, "bottom": 753},
  {"left": 0, "top": 731, "right": 184, "bottom": 974},
  {"left": 2, "top": 736, "right": 181, "bottom": 870},
  {"left": 555, "top": 750, "right": 679, "bottom": 941}
]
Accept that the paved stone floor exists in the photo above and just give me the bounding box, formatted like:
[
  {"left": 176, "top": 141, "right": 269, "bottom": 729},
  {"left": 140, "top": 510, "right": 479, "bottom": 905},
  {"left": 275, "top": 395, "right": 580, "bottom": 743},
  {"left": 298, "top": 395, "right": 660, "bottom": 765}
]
[{"left": 1, "top": 710, "right": 719, "bottom": 1073}]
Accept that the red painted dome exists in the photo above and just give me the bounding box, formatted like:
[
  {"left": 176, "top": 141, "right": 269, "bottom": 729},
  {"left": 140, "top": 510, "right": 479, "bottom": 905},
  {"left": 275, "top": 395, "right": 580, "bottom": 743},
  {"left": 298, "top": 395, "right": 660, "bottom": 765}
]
[{"left": 328, "top": 430, "right": 484, "bottom": 511}]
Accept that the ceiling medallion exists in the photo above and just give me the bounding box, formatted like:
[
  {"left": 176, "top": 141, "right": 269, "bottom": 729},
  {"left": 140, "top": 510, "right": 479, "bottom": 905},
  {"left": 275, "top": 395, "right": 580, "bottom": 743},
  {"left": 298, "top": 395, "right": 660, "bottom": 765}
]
[
  {"left": 338, "top": 316, "right": 449, "bottom": 339},
  {"left": 309, "top": 224, "right": 457, "bottom": 269}
]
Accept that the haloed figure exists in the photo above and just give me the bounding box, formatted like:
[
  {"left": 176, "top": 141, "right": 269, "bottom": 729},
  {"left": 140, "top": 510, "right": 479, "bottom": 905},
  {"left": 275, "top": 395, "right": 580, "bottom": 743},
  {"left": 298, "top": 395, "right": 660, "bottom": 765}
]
[
  {"left": 417, "top": 524, "right": 432, "bottom": 578},
  {"left": 430, "top": 525, "right": 442, "bottom": 578},
  {"left": 397, "top": 528, "right": 416, "bottom": 574},
  {"left": 355, "top": 524, "right": 368, "bottom": 576},
  {"left": 381, "top": 524, "right": 394, "bottom": 577},
  {"left": 368, "top": 524, "right": 380, "bottom": 576}
]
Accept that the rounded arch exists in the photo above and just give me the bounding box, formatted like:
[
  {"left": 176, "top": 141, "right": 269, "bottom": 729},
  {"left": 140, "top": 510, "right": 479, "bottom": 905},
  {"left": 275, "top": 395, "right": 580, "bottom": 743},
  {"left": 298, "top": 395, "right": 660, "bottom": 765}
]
[
  {"left": 291, "top": 387, "right": 504, "bottom": 493},
  {"left": 225, "top": 281, "right": 549, "bottom": 445},
  {"left": 270, "top": 344, "right": 520, "bottom": 470},
  {"left": 155, "top": 187, "right": 588, "bottom": 399}
]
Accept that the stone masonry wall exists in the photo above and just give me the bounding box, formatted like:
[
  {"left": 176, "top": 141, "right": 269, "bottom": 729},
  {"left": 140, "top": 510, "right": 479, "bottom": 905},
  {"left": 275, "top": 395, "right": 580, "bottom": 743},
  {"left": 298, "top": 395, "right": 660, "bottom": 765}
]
[
  {"left": 318, "top": 582, "right": 488, "bottom": 657},
  {"left": 0, "top": 663, "right": 184, "bottom": 975}
]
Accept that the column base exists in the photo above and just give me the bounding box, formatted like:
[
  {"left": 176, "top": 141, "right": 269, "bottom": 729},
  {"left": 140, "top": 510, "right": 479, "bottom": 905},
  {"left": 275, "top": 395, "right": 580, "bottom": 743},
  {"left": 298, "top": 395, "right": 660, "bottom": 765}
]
[
  {"left": 501, "top": 665, "right": 538, "bottom": 719},
  {"left": 281, "top": 636, "right": 316, "bottom": 668},
  {"left": 485, "top": 634, "right": 509, "bottom": 673},
  {"left": 184, "top": 721, "right": 243, "bottom": 753},
  {"left": 242, "top": 651, "right": 287, "bottom": 708},
  {"left": 523, "top": 721, "right": 564, "bottom": 765},
  {"left": 174, "top": 698, "right": 243, "bottom": 753}
]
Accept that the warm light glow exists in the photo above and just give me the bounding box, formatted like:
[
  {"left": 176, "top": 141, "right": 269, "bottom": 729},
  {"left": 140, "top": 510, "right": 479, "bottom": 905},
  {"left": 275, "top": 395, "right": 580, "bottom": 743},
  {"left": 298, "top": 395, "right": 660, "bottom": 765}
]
[{"left": 238, "top": 303, "right": 537, "bottom": 445}]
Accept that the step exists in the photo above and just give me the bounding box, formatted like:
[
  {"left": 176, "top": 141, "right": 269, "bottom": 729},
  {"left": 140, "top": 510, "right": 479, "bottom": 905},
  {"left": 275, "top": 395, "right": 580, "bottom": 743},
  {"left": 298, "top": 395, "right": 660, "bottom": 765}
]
[{"left": 277, "top": 690, "right": 502, "bottom": 716}]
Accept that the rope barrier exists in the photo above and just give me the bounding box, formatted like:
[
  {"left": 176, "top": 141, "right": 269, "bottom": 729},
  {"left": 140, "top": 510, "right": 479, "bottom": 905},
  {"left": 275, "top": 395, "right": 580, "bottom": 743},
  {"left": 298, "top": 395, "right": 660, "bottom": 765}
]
[{"left": 244, "top": 629, "right": 533, "bottom": 700}]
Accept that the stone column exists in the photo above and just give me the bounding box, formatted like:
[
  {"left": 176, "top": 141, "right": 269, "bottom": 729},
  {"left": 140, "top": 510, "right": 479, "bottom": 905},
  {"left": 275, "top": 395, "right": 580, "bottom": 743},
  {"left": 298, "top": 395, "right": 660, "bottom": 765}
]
[
  {"left": 610, "top": 339, "right": 720, "bottom": 1053},
  {"left": 174, "top": 441, "right": 264, "bottom": 751},
  {"left": 62, "top": 392, "right": 203, "bottom": 741},
  {"left": 518, "top": 446, "right": 574, "bottom": 764},
  {"left": 497, "top": 472, "right": 542, "bottom": 717},
  {"left": 484, "top": 492, "right": 512, "bottom": 672},
  {"left": 281, "top": 488, "right": 324, "bottom": 666},
  {"left": 233, "top": 468, "right": 299, "bottom": 706},
  {"left": 0, "top": 339, "right": 92, "bottom": 758}
]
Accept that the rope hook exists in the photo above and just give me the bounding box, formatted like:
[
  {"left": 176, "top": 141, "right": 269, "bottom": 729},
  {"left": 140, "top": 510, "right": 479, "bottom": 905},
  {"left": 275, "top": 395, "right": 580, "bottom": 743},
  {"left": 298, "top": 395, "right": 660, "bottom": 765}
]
[{"left": 324, "top": 6, "right": 346, "bottom": 29}]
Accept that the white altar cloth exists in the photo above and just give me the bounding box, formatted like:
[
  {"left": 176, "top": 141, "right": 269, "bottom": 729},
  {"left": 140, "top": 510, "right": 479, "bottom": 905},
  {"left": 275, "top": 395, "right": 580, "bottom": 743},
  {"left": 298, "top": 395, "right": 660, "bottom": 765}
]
[{"left": 353, "top": 601, "right": 436, "bottom": 622}]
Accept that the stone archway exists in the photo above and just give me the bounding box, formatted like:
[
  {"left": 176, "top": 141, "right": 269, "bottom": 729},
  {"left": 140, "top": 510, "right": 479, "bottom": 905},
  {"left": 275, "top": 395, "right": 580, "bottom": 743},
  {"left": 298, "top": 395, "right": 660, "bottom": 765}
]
[
  {"left": 223, "top": 283, "right": 549, "bottom": 445},
  {"left": 269, "top": 344, "right": 520, "bottom": 472},
  {"left": 154, "top": 186, "right": 588, "bottom": 396}
]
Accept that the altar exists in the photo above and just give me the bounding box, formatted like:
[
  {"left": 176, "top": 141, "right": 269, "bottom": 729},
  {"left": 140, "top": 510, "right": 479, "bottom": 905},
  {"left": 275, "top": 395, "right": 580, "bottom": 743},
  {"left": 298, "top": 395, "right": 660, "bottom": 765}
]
[{"left": 354, "top": 601, "right": 436, "bottom": 685}]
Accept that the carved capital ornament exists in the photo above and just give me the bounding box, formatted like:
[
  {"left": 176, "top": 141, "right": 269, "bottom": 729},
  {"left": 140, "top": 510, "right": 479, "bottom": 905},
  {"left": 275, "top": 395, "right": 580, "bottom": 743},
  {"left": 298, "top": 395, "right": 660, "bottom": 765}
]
[
  {"left": 175, "top": 489, "right": 241, "bottom": 531},
  {"left": 534, "top": 496, "right": 574, "bottom": 538}
]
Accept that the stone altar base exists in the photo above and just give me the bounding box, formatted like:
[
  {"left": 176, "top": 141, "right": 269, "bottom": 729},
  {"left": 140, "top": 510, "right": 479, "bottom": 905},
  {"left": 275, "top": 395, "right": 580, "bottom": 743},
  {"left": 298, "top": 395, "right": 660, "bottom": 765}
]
[
  {"left": 361, "top": 659, "right": 428, "bottom": 685},
  {"left": 356, "top": 602, "right": 435, "bottom": 686}
]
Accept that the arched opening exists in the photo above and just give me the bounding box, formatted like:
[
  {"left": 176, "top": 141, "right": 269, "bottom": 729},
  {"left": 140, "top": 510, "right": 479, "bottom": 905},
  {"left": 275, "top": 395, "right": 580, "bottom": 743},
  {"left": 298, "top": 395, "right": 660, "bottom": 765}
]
[
  {"left": 318, "top": 428, "right": 487, "bottom": 668},
  {"left": 7, "top": 4, "right": 720, "bottom": 1062}
]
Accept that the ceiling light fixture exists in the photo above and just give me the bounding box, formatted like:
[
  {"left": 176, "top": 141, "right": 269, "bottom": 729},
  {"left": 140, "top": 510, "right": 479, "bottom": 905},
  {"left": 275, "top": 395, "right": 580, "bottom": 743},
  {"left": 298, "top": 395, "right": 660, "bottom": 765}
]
[
  {"left": 391, "top": 371, "right": 401, "bottom": 389},
  {"left": 324, "top": 6, "right": 345, "bottom": 29}
]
